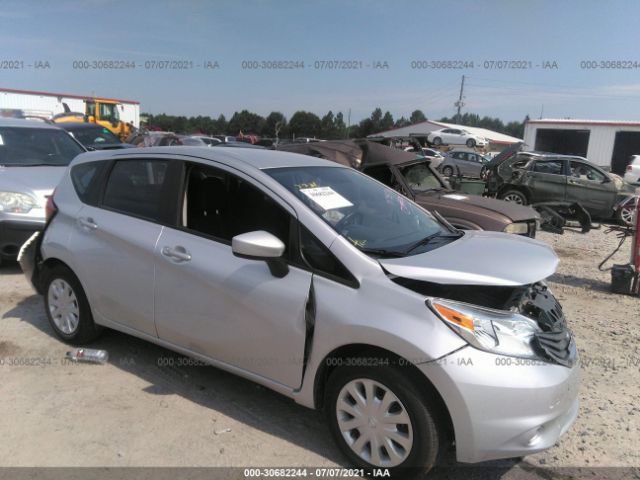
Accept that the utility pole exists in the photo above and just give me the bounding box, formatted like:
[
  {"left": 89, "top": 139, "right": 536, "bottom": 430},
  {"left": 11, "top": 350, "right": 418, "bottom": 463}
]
[
  {"left": 347, "top": 108, "right": 351, "bottom": 138},
  {"left": 454, "top": 75, "right": 465, "bottom": 122}
]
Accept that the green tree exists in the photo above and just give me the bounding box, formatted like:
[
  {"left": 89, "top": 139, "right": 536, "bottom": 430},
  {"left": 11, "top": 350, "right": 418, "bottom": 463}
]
[
  {"left": 410, "top": 109, "right": 427, "bottom": 124},
  {"left": 380, "top": 111, "right": 394, "bottom": 131},
  {"left": 320, "top": 111, "right": 338, "bottom": 138},
  {"left": 289, "top": 111, "right": 322, "bottom": 138},
  {"left": 262, "top": 111, "right": 287, "bottom": 138},
  {"left": 227, "top": 110, "right": 265, "bottom": 135},
  {"left": 334, "top": 112, "right": 347, "bottom": 138}
]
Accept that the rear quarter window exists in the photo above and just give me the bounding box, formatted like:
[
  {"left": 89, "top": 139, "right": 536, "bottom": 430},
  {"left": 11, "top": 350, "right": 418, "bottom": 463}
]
[{"left": 70, "top": 161, "right": 107, "bottom": 205}]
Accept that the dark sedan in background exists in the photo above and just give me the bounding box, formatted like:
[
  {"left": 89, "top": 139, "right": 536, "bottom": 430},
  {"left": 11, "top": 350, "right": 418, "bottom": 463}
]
[{"left": 279, "top": 139, "right": 540, "bottom": 236}]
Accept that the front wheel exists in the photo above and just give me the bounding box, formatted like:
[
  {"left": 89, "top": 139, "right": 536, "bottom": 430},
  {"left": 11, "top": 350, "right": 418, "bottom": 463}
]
[
  {"left": 326, "top": 365, "right": 441, "bottom": 475},
  {"left": 617, "top": 204, "right": 635, "bottom": 226},
  {"left": 42, "top": 264, "right": 103, "bottom": 344}
]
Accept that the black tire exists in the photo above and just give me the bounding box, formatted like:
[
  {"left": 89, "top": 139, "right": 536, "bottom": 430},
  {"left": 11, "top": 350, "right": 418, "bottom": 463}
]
[
  {"left": 432, "top": 137, "right": 442, "bottom": 146},
  {"left": 500, "top": 189, "right": 528, "bottom": 205},
  {"left": 441, "top": 166, "right": 454, "bottom": 177},
  {"left": 42, "top": 264, "right": 102, "bottom": 345},
  {"left": 325, "top": 365, "right": 441, "bottom": 476},
  {"left": 466, "top": 138, "right": 476, "bottom": 148}
]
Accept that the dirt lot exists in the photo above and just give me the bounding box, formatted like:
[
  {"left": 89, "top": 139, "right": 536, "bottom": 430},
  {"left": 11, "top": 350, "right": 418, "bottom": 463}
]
[{"left": 0, "top": 227, "right": 638, "bottom": 479}]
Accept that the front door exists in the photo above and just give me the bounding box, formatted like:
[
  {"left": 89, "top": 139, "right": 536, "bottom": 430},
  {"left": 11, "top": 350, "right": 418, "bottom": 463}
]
[
  {"left": 566, "top": 161, "right": 617, "bottom": 217},
  {"left": 153, "top": 162, "right": 312, "bottom": 389}
]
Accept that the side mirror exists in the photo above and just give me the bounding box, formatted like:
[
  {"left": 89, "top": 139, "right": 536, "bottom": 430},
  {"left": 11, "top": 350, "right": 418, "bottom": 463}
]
[{"left": 232, "top": 230, "right": 288, "bottom": 277}]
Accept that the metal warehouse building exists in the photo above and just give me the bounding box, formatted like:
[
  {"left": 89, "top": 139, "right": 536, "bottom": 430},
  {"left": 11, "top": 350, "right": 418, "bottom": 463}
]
[{"left": 524, "top": 119, "right": 640, "bottom": 174}]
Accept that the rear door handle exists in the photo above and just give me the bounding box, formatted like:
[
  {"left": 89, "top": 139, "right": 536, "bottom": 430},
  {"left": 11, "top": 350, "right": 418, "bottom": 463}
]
[
  {"left": 77, "top": 217, "right": 98, "bottom": 230},
  {"left": 161, "top": 246, "right": 192, "bottom": 262}
]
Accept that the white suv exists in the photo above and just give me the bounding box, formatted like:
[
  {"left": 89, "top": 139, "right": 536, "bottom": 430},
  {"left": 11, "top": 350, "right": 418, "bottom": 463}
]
[{"left": 624, "top": 155, "right": 640, "bottom": 184}]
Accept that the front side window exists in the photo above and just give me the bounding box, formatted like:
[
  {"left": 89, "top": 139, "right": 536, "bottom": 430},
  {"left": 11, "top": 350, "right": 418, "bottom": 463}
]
[
  {"left": 400, "top": 163, "right": 442, "bottom": 193},
  {"left": 102, "top": 159, "right": 169, "bottom": 221},
  {"left": 182, "top": 164, "right": 291, "bottom": 252},
  {"left": 570, "top": 161, "right": 605, "bottom": 183},
  {"left": 0, "top": 127, "right": 85, "bottom": 166},
  {"left": 267, "top": 166, "right": 455, "bottom": 257}
]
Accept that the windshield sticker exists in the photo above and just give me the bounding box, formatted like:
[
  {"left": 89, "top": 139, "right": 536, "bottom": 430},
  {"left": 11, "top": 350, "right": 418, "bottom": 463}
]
[
  {"left": 347, "top": 236, "right": 367, "bottom": 248},
  {"left": 443, "top": 194, "right": 468, "bottom": 201},
  {"left": 300, "top": 186, "right": 353, "bottom": 210}
]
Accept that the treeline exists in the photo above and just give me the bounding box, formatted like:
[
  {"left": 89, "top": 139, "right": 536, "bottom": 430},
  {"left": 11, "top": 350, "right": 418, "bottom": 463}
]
[{"left": 144, "top": 109, "right": 527, "bottom": 139}]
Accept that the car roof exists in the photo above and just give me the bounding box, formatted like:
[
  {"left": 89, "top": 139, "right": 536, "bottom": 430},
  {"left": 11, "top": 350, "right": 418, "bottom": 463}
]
[
  {"left": 0, "top": 118, "right": 63, "bottom": 129},
  {"left": 74, "top": 146, "right": 343, "bottom": 170},
  {"left": 58, "top": 122, "right": 105, "bottom": 130}
]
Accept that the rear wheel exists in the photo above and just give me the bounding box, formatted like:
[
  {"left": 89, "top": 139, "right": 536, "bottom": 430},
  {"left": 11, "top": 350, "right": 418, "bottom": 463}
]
[
  {"left": 432, "top": 137, "right": 442, "bottom": 146},
  {"left": 441, "top": 166, "right": 454, "bottom": 177},
  {"left": 466, "top": 138, "right": 476, "bottom": 148},
  {"left": 326, "top": 365, "right": 441, "bottom": 476},
  {"left": 500, "top": 189, "right": 528, "bottom": 205},
  {"left": 42, "top": 264, "right": 102, "bottom": 344}
]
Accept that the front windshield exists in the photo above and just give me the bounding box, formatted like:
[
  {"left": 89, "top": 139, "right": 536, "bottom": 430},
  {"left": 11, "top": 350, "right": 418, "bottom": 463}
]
[
  {"left": 267, "top": 166, "right": 453, "bottom": 255},
  {"left": 400, "top": 162, "right": 443, "bottom": 193},
  {"left": 69, "top": 126, "right": 121, "bottom": 146},
  {"left": 100, "top": 103, "right": 120, "bottom": 122},
  {"left": 0, "top": 127, "right": 85, "bottom": 166}
]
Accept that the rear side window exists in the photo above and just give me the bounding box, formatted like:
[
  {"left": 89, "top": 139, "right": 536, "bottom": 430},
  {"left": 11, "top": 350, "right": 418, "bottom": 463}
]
[
  {"left": 71, "top": 161, "right": 107, "bottom": 205},
  {"left": 102, "top": 159, "right": 169, "bottom": 221},
  {"left": 533, "top": 160, "right": 564, "bottom": 175}
]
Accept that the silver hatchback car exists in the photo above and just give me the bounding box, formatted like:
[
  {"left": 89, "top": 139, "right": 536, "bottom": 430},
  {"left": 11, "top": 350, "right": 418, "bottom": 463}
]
[{"left": 21, "top": 147, "right": 579, "bottom": 475}]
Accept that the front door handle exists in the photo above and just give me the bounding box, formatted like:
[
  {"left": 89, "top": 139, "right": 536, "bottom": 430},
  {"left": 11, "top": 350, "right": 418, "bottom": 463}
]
[
  {"left": 77, "top": 217, "right": 98, "bottom": 230},
  {"left": 161, "top": 246, "right": 192, "bottom": 262}
]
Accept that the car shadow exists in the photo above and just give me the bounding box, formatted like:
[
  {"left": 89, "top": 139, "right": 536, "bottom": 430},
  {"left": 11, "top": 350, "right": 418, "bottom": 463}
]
[
  {"left": 0, "top": 260, "right": 22, "bottom": 275},
  {"left": 4, "top": 294, "right": 542, "bottom": 478},
  {"left": 548, "top": 272, "right": 611, "bottom": 292}
]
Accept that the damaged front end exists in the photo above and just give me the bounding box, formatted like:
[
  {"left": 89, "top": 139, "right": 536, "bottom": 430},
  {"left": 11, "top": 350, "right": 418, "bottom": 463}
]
[{"left": 392, "top": 277, "right": 577, "bottom": 367}]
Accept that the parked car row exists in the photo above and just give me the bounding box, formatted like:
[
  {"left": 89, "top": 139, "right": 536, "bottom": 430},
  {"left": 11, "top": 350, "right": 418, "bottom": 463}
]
[{"left": 18, "top": 143, "right": 579, "bottom": 476}]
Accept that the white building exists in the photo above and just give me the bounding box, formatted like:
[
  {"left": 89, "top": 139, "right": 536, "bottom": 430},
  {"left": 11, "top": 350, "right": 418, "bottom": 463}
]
[
  {"left": 369, "top": 120, "right": 522, "bottom": 149},
  {"left": 523, "top": 119, "right": 640, "bottom": 174}
]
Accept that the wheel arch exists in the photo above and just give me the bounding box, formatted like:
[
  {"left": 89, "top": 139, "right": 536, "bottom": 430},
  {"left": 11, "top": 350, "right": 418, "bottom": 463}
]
[
  {"left": 498, "top": 185, "right": 532, "bottom": 202},
  {"left": 313, "top": 343, "right": 454, "bottom": 444}
]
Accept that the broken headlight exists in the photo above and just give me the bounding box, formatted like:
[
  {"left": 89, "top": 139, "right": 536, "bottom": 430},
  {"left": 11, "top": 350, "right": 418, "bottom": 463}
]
[{"left": 429, "top": 298, "right": 543, "bottom": 359}]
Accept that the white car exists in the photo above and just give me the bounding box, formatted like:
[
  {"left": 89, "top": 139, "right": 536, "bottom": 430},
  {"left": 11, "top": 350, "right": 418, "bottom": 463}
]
[
  {"left": 624, "top": 155, "right": 640, "bottom": 184},
  {"left": 427, "top": 128, "right": 487, "bottom": 148}
]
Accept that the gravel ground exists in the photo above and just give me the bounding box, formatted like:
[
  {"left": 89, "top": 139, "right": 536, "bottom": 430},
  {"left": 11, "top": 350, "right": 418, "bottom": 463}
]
[{"left": 0, "top": 227, "right": 638, "bottom": 479}]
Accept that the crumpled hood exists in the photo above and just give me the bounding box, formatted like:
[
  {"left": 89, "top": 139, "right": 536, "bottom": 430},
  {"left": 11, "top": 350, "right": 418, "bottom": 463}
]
[
  {"left": 0, "top": 166, "right": 66, "bottom": 206},
  {"left": 379, "top": 230, "right": 558, "bottom": 286}
]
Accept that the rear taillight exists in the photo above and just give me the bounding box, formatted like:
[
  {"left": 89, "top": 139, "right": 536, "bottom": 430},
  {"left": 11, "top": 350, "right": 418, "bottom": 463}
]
[
  {"left": 627, "top": 165, "right": 633, "bottom": 172},
  {"left": 45, "top": 192, "right": 57, "bottom": 222}
]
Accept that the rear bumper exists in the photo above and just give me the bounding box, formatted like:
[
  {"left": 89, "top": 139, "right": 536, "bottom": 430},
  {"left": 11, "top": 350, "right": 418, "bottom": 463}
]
[
  {"left": 419, "top": 347, "right": 580, "bottom": 463},
  {"left": 0, "top": 219, "right": 44, "bottom": 260}
]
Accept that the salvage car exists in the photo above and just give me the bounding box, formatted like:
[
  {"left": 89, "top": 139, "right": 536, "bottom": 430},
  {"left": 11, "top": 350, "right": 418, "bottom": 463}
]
[
  {"left": 20, "top": 146, "right": 578, "bottom": 475},
  {"left": 427, "top": 128, "right": 486, "bottom": 148},
  {"left": 60, "top": 122, "right": 134, "bottom": 150},
  {"left": 280, "top": 139, "right": 539, "bottom": 236},
  {"left": 624, "top": 155, "right": 640, "bottom": 185},
  {"left": 0, "top": 118, "right": 86, "bottom": 265},
  {"left": 439, "top": 149, "right": 489, "bottom": 178},
  {"left": 485, "top": 146, "right": 637, "bottom": 225}
]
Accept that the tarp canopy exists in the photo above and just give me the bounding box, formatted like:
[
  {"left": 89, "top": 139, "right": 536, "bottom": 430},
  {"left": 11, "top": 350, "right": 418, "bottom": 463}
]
[{"left": 278, "top": 139, "right": 420, "bottom": 169}]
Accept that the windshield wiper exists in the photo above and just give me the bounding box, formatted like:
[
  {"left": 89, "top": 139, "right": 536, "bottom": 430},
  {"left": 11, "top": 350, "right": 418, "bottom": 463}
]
[
  {"left": 358, "top": 247, "right": 406, "bottom": 258},
  {"left": 403, "top": 232, "right": 462, "bottom": 254}
]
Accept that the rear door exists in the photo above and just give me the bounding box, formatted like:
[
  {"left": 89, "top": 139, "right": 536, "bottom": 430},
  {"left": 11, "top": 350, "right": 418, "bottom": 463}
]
[
  {"left": 67, "top": 157, "right": 178, "bottom": 336},
  {"left": 526, "top": 158, "right": 568, "bottom": 203},
  {"left": 566, "top": 160, "right": 617, "bottom": 216},
  {"left": 153, "top": 161, "right": 313, "bottom": 389}
]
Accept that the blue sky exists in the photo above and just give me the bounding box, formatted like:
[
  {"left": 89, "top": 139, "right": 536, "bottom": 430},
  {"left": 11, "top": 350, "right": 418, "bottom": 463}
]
[{"left": 2, "top": 0, "right": 640, "bottom": 123}]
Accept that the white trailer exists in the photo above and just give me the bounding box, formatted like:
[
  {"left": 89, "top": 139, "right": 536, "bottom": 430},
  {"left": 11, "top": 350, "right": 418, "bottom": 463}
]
[{"left": 0, "top": 87, "right": 140, "bottom": 128}]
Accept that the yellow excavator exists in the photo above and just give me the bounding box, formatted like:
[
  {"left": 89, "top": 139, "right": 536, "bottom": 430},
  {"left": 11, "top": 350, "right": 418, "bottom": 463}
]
[{"left": 52, "top": 99, "right": 134, "bottom": 141}]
